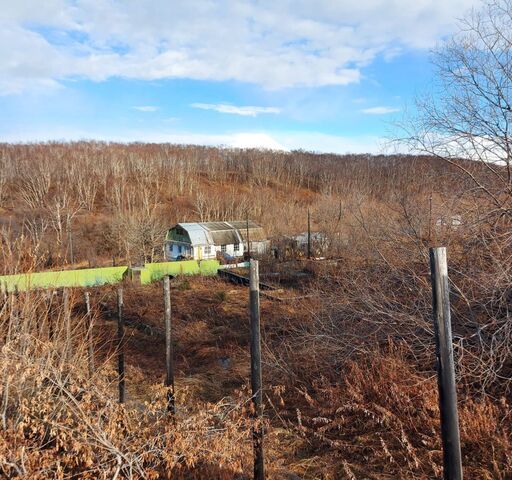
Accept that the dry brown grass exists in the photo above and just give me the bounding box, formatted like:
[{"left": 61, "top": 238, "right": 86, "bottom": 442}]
[
  {"left": 0, "top": 289, "right": 253, "bottom": 479},
  {"left": 1, "top": 142, "right": 511, "bottom": 478}
]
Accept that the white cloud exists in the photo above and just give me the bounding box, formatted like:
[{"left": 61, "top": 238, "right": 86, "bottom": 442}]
[
  {"left": 191, "top": 103, "right": 280, "bottom": 116},
  {"left": 361, "top": 106, "right": 400, "bottom": 115},
  {"left": 0, "top": 0, "right": 481, "bottom": 94},
  {"left": 225, "top": 133, "right": 286, "bottom": 149},
  {"left": 0, "top": 128, "right": 287, "bottom": 150},
  {"left": 133, "top": 106, "right": 159, "bottom": 112},
  {"left": 0, "top": 127, "right": 385, "bottom": 154},
  {"left": 275, "top": 131, "right": 383, "bottom": 154}
]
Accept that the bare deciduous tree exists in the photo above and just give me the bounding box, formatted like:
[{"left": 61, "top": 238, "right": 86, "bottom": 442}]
[
  {"left": 107, "top": 184, "right": 167, "bottom": 264},
  {"left": 18, "top": 158, "right": 53, "bottom": 209},
  {"left": 45, "top": 192, "right": 82, "bottom": 263},
  {"left": 75, "top": 169, "right": 98, "bottom": 211},
  {"left": 397, "top": 0, "right": 512, "bottom": 393},
  {"left": 399, "top": 0, "right": 512, "bottom": 223}
]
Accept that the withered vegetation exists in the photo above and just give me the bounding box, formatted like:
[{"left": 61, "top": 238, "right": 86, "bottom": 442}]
[{"left": 0, "top": 141, "right": 511, "bottom": 478}]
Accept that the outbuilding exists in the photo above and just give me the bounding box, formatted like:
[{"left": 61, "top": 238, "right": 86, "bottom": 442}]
[{"left": 164, "top": 221, "right": 268, "bottom": 261}]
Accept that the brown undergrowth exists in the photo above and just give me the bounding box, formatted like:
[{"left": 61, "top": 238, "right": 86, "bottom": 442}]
[
  {"left": 1, "top": 274, "right": 511, "bottom": 478},
  {"left": 284, "top": 349, "right": 511, "bottom": 479},
  {"left": 93, "top": 279, "right": 512, "bottom": 478},
  {"left": 0, "top": 288, "right": 253, "bottom": 479},
  {"left": 1, "top": 142, "right": 511, "bottom": 478}
]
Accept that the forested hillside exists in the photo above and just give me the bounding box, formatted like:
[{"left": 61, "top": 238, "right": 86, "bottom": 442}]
[
  {"left": 0, "top": 141, "right": 477, "bottom": 269},
  {"left": 0, "top": 142, "right": 510, "bottom": 479}
]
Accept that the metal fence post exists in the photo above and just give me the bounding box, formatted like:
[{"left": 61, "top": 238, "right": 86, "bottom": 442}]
[
  {"left": 163, "top": 276, "right": 175, "bottom": 413},
  {"left": 249, "top": 259, "right": 264, "bottom": 480},
  {"left": 429, "top": 247, "right": 463, "bottom": 480}
]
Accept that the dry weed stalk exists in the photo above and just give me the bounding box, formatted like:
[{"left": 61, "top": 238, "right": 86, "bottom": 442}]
[{"left": 0, "top": 290, "right": 252, "bottom": 479}]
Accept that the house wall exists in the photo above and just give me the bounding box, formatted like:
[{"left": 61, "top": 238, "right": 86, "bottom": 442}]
[
  {"left": 213, "top": 242, "right": 244, "bottom": 258},
  {"left": 166, "top": 241, "right": 247, "bottom": 260},
  {"left": 166, "top": 242, "right": 192, "bottom": 260},
  {"left": 193, "top": 245, "right": 218, "bottom": 260}
]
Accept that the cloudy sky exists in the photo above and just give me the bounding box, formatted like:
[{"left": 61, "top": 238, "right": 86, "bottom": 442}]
[{"left": 0, "top": 0, "right": 480, "bottom": 153}]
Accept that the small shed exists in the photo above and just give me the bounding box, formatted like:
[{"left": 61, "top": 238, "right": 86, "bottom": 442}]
[{"left": 164, "top": 221, "right": 269, "bottom": 261}]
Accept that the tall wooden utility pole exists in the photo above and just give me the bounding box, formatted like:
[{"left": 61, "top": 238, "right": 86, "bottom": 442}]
[
  {"left": 246, "top": 217, "right": 251, "bottom": 259},
  {"left": 307, "top": 209, "right": 311, "bottom": 259},
  {"left": 428, "top": 194, "right": 433, "bottom": 243},
  {"left": 67, "top": 216, "right": 74, "bottom": 264}
]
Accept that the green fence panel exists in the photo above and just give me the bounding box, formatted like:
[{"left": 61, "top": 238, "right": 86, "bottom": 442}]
[
  {"left": 139, "top": 260, "right": 220, "bottom": 284},
  {"left": 199, "top": 259, "right": 221, "bottom": 275},
  {"left": 0, "top": 266, "right": 128, "bottom": 293},
  {"left": 0, "top": 260, "right": 222, "bottom": 292}
]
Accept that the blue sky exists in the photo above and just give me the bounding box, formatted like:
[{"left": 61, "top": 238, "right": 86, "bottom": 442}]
[{"left": 0, "top": 0, "right": 480, "bottom": 153}]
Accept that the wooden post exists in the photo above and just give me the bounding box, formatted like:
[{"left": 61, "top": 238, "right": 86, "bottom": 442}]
[
  {"left": 117, "top": 287, "right": 125, "bottom": 404},
  {"left": 307, "top": 209, "right": 311, "bottom": 259},
  {"left": 163, "top": 276, "right": 175, "bottom": 413},
  {"left": 47, "top": 290, "right": 57, "bottom": 341},
  {"left": 85, "top": 291, "right": 94, "bottom": 377},
  {"left": 246, "top": 217, "right": 251, "bottom": 259},
  {"left": 429, "top": 247, "right": 463, "bottom": 480},
  {"left": 428, "top": 194, "right": 433, "bottom": 242},
  {"left": 67, "top": 216, "right": 74, "bottom": 264},
  {"left": 63, "top": 289, "right": 71, "bottom": 361},
  {"left": 43, "top": 289, "right": 50, "bottom": 319},
  {"left": 6, "top": 291, "right": 16, "bottom": 344},
  {"left": 249, "top": 259, "right": 264, "bottom": 480}
]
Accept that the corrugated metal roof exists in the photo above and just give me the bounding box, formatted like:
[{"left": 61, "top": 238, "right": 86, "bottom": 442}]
[
  {"left": 177, "top": 223, "right": 211, "bottom": 246},
  {"left": 210, "top": 230, "right": 242, "bottom": 245},
  {"left": 238, "top": 230, "right": 267, "bottom": 242},
  {"left": 228, "top": 220, "right": 261, "bottom": 229},
  {"left": 201, "top": 221, "right": 233, "bottom": 231},
  {"left": 230, "top": 222, "right": 267, "bottom": 242},
  {"left": 171, "top": 221, "right": 266, "bottom": 246}
]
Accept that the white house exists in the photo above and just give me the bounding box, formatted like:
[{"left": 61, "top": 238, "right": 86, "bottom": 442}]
[{"left": 164, "top": 221, "right": 268, "bottom": 261}]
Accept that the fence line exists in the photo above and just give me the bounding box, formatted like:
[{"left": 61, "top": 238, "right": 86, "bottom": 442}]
[
  {"left": 0, "top": 259, "right": 237, "bottom": 293},
  {"left": 1, "top": 249, "right": 466, "bottom": 478}
]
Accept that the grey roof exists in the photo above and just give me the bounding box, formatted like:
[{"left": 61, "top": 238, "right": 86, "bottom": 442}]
[
  {"left": 176, "top": 223, "right": 211, "bottom": 246},
  {"left": 171, "top": 221, "right": 266, "bottom": 246}
]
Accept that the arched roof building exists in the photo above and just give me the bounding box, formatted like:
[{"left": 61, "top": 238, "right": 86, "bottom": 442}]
[{"left": 165, "top": 221, "right": 268, "bottom": 260}]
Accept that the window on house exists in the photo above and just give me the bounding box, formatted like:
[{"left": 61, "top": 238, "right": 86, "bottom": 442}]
[
  {"left": 221, "top": 244, "right": 227, "bottom": 253},
  {"left": 178, "top": 245, "right": 182, "bottom": 253},
  {"left": 234, "top": 243, "right": 240, "bottom": 252},
  {"left": 204, "top": 245, "right": 211, "bottom": 255}
]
